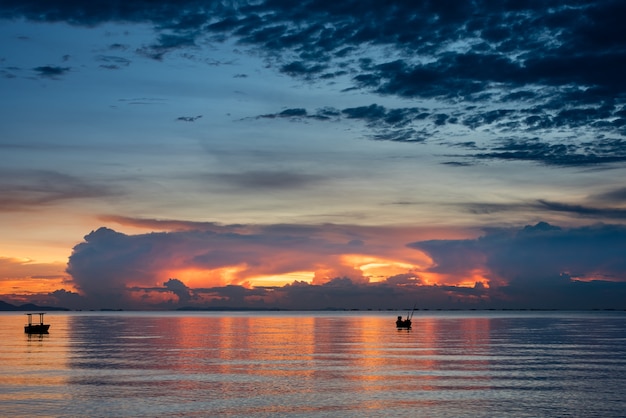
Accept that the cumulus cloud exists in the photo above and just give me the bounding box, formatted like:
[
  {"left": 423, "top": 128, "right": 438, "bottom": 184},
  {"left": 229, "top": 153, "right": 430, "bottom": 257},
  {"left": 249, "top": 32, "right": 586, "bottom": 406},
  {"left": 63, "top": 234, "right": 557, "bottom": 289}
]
[
  {"left": 410, "top": 222, "right": 626, "bottom": 309},
  {"left": 162, "top": 278, "right": 192, "bottom": 304},
  {"left": 59, "top": 220, "right": 626, "bottom": 310},
  {"left": 63, "top": 221, "right": 436, "bottom": 309}
]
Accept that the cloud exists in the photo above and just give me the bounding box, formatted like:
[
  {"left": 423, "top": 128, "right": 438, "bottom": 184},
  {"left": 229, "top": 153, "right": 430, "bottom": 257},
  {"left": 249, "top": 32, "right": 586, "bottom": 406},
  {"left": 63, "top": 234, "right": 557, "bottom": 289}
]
[
  {"left": 59, "top": 219, "right": 626, "bottom": 310},
  {"left": 0, "top": 257, "right": 77, "bottom": 307},
  {"left": 64, "top": 221, "right": 438, "bottom": 308},
  {"left": 0, "top": 256, "right": 67, "bottom": 280},
  {"left": 255, "top": 102, "right": 626, "bottom": 164},
  {"left": 538, "top": 200, "right": 626, "bottom": 220},
  {"left": 256, "top": 104, "right": 433, "bottom": 142},
  {"left": 470, "top": 137, "right": 626, "bottom": 166},
  {"left": 209, "top": 170, "right": 325, "bottom": 191},
  {"left": 591, "top": 187, "right": 626, "bottom": 203},
  {"left": 410, "top": 222, "right": 626, "bottom": 308},
  {"left": 96, "top": 55, "right": 131, "bottom": 69},
  {"left": 176, "top": 115, "right": 202, "bottom": 122},
  {"left": 0, "top": 169, "right": 119, "bottom": 212},
  {"left": 162, "top": 278, "right": 192, "bottom": 304},
  {"left": 32, "top": 65, "right": 71, "bottom": 78},
  {"left": 3, "top": 1, "right": 625, "bottom": 166},
  {"left": 48, "top": 289, "right": 87, "bottom": 309},
  {"left": 97, "top": 215, "right": 243, "bottom": 233}
]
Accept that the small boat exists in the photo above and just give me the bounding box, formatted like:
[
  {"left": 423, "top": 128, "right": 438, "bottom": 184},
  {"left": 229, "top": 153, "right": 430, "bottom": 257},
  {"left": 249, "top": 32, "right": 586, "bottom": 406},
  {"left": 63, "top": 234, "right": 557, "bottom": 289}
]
[
  {"left": 396, "top": 316, "right": 412, "bottom": 329},
  {"left": 396, "top": 304, "right": 416, "bottom": 329},
  {"left": 24, "top": 312, "right": 50, "bottom": 334}
]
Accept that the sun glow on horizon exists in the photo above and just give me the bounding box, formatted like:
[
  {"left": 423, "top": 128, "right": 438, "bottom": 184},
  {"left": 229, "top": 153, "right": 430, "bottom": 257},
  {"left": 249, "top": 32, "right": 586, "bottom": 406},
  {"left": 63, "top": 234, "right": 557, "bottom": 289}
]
[
  {"left": 341, "top": 254, "right": 428, "bottom": 283},
  {"left": 0, "top": 256, "right": 74, "bottom": 296},
  {"left": 161, "top": 266, "right": 249, "bottom": 288},
  {"left": 418, "top": 269, "right": 491, "bottom": 288},
  {"left": 246, "top": 271, "right": 315, "bottom": 287}
]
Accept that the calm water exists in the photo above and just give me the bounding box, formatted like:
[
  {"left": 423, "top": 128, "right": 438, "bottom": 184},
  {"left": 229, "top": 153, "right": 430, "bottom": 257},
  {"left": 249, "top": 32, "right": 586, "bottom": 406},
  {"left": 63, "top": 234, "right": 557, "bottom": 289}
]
[{"left": 1, "top": 311, "right": 625, "bottom": 417}]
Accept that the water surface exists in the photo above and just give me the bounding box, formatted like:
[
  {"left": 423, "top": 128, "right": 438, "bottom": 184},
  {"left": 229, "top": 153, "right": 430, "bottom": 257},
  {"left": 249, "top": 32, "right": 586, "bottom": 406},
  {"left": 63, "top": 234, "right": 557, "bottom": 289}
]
[{"left": 1, "top": 311, "right": 625, "bottom": 417}]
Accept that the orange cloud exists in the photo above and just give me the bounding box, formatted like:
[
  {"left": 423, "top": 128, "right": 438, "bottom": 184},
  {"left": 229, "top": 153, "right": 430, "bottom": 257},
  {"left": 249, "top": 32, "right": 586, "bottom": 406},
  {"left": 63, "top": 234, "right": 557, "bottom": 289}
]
[
  {"left": 0, "top": 256, "right": 74, "bottom": 295},
  {"left": 161, "top": 266, "right": 246, "bottom": 289}
]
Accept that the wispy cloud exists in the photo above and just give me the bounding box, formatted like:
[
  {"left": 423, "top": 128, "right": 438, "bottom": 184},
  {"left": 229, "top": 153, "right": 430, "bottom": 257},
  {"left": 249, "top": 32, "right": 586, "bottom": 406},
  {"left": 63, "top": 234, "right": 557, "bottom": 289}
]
[
  {"left": 0, "top": 169, "right": 119, "bottom": 212},
  {"left": 176, "top": 115, "right": 202, "bottom": 122},
  {"left": 96, "top": 55, "right": 131, "bottom": 70},
  {"left": 210, "top": 170, "right": 325, "bottom": 191}
]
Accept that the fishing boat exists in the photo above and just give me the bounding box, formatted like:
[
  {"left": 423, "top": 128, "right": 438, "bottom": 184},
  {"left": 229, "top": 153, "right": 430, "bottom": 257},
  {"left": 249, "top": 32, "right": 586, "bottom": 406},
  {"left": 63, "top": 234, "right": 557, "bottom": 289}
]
[
  {"left": 396, "top": 305, "right": 416, "bottom": 329},
  {"left": 396, "top": 316, "right": 412, "bottom": 329},
  {"left": 24, "top": 312, "right": 50, "bottom": 334}
]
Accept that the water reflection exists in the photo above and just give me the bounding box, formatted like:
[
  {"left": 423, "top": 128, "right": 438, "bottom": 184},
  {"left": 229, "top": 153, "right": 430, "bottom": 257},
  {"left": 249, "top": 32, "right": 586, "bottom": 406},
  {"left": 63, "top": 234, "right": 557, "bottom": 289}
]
[{"left": 1, "top": 311, "right": 625, "bottom": 417}]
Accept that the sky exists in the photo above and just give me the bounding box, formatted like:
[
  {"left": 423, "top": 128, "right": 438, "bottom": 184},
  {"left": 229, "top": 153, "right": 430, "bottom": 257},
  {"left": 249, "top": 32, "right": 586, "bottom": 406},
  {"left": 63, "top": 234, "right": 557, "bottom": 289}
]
[{"left": 1, "top": 0, "right": 626, "bottom": 310}]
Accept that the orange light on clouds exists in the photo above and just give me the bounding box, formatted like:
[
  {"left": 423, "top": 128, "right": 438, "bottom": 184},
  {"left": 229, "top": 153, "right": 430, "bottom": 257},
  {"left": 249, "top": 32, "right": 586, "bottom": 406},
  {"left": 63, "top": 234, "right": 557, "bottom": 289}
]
[
  {"left": 0, "top": 256, "right": 75, "bottom": 296},
  {"left": 245, "top": 271, "right": 314, "bottom": 287},
  {"left": 158, "top": 251, "right": 437, "bottom": 289},
  {"left": 340, "top": 253, "right": 430, "bottom": 282},
  {"left": 163, "top": 267, "right": 321, "bottom": 288},
  {"left": 160, "top": 265, "right": 256, "bottom": 289},
  {"left": 418, "top": 269, "right": 491, "bottom": 288},
  {"left": 569, "top": 272, "right": 620, "bottom": 283},
  {"left": 461, "top": 269, "right": 491, "bottom": 288}
]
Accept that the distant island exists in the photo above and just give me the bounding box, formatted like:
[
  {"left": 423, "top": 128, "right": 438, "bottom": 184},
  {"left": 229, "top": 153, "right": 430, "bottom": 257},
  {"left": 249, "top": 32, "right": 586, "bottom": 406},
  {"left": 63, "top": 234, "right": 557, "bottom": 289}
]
[{"left": 0, "top": 300, "right": 70, "bottom": 311}]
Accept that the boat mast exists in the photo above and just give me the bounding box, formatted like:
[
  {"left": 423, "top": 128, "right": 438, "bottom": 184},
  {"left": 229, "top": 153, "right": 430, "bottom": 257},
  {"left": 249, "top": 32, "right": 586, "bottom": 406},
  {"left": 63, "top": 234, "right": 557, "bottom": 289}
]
[{"left": 408, "top": 304, "right": 416, "bottom": 320}]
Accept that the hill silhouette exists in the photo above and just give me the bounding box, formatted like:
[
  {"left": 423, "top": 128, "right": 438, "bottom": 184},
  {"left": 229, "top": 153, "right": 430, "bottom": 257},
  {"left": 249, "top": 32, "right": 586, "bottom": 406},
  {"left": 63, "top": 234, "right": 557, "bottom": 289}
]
[{"left": 0, "top": 300, "right": 69, "bottom": 311}]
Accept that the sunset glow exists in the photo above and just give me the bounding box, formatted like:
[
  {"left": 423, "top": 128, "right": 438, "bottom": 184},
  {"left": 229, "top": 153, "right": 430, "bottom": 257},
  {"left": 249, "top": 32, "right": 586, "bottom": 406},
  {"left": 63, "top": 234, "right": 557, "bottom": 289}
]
[
  {"left": 246, "top": 271, "right": 315, "bottom": 287},
  {"left": 1, "top": 1, "right": 626, "bottom": 310}
]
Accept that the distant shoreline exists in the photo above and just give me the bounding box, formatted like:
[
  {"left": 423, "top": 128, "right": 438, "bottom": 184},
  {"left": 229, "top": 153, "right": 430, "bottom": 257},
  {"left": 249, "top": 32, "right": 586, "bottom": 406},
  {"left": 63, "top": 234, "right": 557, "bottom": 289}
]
[{"left": 1, "top": 300, "right": 624, "bottom": 313}]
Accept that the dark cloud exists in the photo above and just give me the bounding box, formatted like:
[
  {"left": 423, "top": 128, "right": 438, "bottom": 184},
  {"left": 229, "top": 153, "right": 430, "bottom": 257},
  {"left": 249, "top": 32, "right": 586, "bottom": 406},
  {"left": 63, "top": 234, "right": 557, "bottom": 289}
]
[
  {"left": 410, "top": 222, "right": 626, "bottom": 309},
  {"left": 537, "top": 200, "right": 626, "bottom": 220},
  {"left": 48, "top": 289, "right": 87, "bottom": 310},
  {"left": 162, "top": 278, "right": 192, "bottom": 304},
  {"left": 255, "top": 101, "right": 626, "bottom": 161},
  {"left": 257, "top": 104, "right": 433, "bottom": 142},
  {"left": 3, "top": 1, "right": 626, "bottom": 165},
  {"left": 117, "top": 97, "right": 167, "bottom": 105},
  {"left": 469, "top": 137, "right": 626, "bottom": 166},
  {"left": 176, "top": 115, "right": 202, "bottom": 122},
  {"left": 258, "top": 108, "right": 309, "bottom": 119},
  {"left": 281, "top": 61, "right": 327, "bottom": 78},
  {"left": 33, "top": 65, "right": 70, "bottom": 78}
]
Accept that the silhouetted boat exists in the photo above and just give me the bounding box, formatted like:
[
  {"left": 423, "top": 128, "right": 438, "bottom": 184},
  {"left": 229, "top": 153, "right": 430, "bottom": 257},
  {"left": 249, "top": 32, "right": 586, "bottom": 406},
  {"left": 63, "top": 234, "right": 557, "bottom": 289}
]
[
  {"left": 396, "top": 304, "right": 416, "bottom": 329},
  {"left": 24, "top": 312, "right": 50, "bottom": 334},
  {"left": 396, "top": 316, "right": 412, "bottom": 328}
]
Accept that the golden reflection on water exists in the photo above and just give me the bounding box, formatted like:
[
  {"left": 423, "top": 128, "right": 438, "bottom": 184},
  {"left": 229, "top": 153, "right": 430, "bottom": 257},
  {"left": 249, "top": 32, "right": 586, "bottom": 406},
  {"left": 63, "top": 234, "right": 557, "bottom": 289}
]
[
  {"left": 0, "top": 313, "right": 72, "bottom": 404},
  {"left": 1, "top": 311, "right": 626, "bottom": 417},
  {"left": 0, "top": 312, "right": 516, "bottom": 402}
]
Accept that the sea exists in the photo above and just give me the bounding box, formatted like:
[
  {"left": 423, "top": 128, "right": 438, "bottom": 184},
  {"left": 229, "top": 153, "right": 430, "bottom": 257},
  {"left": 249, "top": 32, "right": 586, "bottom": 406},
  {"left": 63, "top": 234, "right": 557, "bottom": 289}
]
[{"left": 1, "top": 310, "right": 625, "bottom": 417}]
